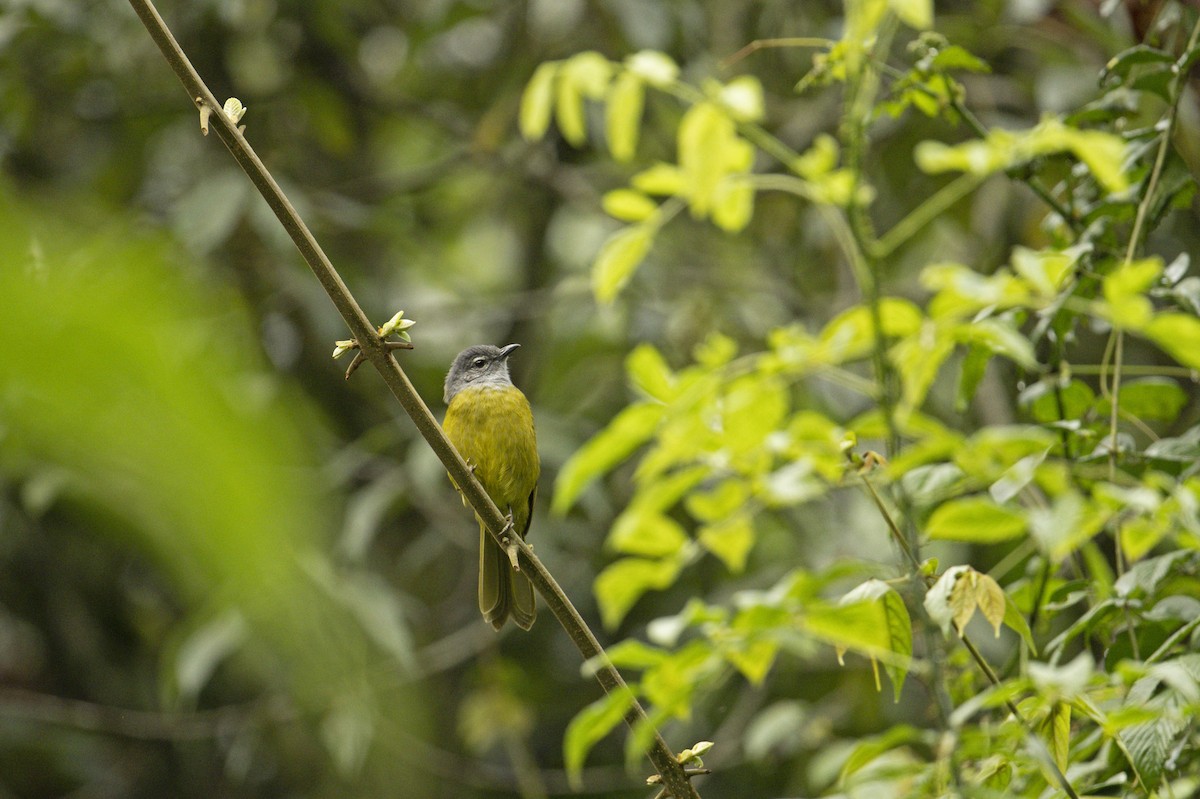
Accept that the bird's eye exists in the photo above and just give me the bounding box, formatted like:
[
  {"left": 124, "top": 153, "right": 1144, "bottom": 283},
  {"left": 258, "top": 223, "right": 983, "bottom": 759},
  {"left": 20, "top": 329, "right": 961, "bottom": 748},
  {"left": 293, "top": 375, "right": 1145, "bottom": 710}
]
[{"left": 472, "top": 357, "right": 487, "bottom": 369}]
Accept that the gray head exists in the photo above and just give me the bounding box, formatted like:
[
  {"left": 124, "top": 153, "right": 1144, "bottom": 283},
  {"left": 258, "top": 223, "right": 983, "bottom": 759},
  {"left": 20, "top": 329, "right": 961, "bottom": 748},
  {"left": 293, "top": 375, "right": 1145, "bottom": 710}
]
[{"left": 444, "top": 343, "right": 520, "bottom": 403}]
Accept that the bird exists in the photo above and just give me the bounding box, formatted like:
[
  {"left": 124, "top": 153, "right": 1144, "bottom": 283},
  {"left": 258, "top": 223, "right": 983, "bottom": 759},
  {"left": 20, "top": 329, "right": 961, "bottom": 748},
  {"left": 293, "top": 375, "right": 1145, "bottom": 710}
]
[{"left": 442, "top": 343, "right": 539, "bottom": 630}]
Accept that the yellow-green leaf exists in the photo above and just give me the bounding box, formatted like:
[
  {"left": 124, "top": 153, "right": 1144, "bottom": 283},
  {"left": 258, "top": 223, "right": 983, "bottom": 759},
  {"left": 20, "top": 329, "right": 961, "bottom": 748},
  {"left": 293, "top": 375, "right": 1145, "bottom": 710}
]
[
  {"left": 888, "top": 0, "right": 933, "bottom": 29},
  {"left": 718, "top": 75, "right": 765, "bottom": 122},
  {"left": 553, "top": 402, "right": 663, "bottom": 514},
  {"left": 608, "top": 510, "right": 688, "bottom": 558},
  {"left": 1103, "top": 258, "right": 1161, "bottom": 330},
  {"left": 555, "top": 53, "right": 612, "bottom": 146},
  {"left": 721, "top": 636, "right": 779, "bottom": 685},
  {"left": 678, "top": 102, "right": 731, "bottom": 218},
  {"left": 712, "top": 176, "right": 755, "bottom": 232},
  {"left": 1048, "top": 702, "right": 1071, "bottom": 773},
  {"left": 592, "top": 224, "right": 654, "bottom": 304},
  {"left": 958, "top": 318, "right": 1037, "bottom": 369},
  {"left": 974, "top": 572, "right": 1006, "bottom": 637},
  {"left": 594, "top": 555, "right": 683, "bottom": 629},
  {"left": 819, "top": 299, "right": 923, "bottom": 362},
  {"left": 632, "top": 162, "right": 686, "bottom": 196},
  {"left": 1003, "top": 593, "right": 1037, "bottom": 654},
  {"left": 838, "top": 580, "right": 914, "bottom": 700},
  {"left": 927, "top": 497, "right": 1028, "bottom": 543},
  {"left": 1144, "top": 312, "right": 1200, "bottom": 370},
  {"left": 606, "top": 70, "right": 644, "bottom": 162},
  {"left": 1011, "top": 245, "right": 1082, "bottom": 297},
  {"left": 698, "top": 514, "right": 754, "bottom": 573},
  {"left": 626, "top": 343, "right": 676, "bottom": 401},
  {"left": 519, "top": 61, "right": 559, "bottom": 141},
  {"left": 949, "top": 567, "right": 978, "bottom": 636},
  {"left": 555, "top": 68, "right": 587, "bottom": 146},
  {"left": 625, "top": 50, "right": 679, "bottom": 87},
  {"left": 563, "top": 688, "right": 637, "bottom": 789},
  {"left": 602, "top": 189, "right": 658, "bottom": 222}
]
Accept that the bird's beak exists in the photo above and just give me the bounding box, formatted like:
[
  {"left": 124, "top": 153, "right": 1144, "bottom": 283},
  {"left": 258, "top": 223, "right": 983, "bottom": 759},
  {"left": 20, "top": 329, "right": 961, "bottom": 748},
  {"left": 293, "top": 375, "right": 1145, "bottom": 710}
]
[{"left": 498, "top": 343, "right": 521, "bottom": 359}]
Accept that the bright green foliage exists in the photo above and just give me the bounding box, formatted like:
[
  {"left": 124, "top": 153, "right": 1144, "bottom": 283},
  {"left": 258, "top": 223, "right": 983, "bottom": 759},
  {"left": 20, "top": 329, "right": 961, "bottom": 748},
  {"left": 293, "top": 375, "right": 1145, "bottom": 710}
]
[
  {"left": 525, "top": 3, "right": 1200, "bottom": 792},
  {"left": 916, "top": 116, "right": 1131, "bottom": 193}
]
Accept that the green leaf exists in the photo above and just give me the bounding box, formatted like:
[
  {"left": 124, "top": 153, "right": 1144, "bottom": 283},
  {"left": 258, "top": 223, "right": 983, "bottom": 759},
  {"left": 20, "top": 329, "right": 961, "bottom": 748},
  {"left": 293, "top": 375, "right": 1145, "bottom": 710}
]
[
  {"left": 720, "top": 632, "right": 779, "bottom": 685},
  {"left": 1047, "top": 702, "right": 1071, "bottom": 773},
  {"left": 1105, "top": 377, "right": 1188, "bottom": 422},
  {"left": 555, "top": 68, "right": 587, "bottom": 146},
  {"left": 594, "top": 555, "right": 683, "bottom": 629},
  {"left": 1120, "top": 711, "right": 1181, "bottom": 791},
  {"left": 711, "top": 175, "right": 755, "bottom": 232},
  {"left": 1103, "top": 258, "right": 1162, "bottom": 329},
  {"left": 625, "top": 50, "right": 679, "bottom": 87},
  {"left": 1029, "top": 491, "right": 1111, "bottom": 561},
  {"left": 820, "top": 299, "right": 924, "bottom": 361},
  {"left": 626, "top": 343, "right": 676, "bottom": 401},
  {"left": 927, "top": 497, "right": 1027, "bottom": 543},
  {"left": 888, "top": 0, "right": 932, "bottom": 29},
  {"left": 631, "top": 162, "right": 686, "bottom": 196},
  {"left": 931, "top": 44, "right": 989, "bottom": 73},
  {"left": 923, "top": 262, "right": 1030, "bottom": 319},
  {"left": 563, "top": 688, "right": 637, "bottom": 789},
  {"left": 955, "top": 344, "right": 990, "bottom": 412},
  {"left": 679, "top": 102, "right": 734, "bottom": 218},
  {"left": 641, "top": 640, "right": 719, "bottom": 717},
  {"left": 698, "top": 513, "right": 754, "bottom": 573},
  {"left": 1119, "top": 515, "right": 1171, "bottom": 563},
  {"left": 1103, "top": 44, "right": 1174, "bottom": 84},
  {"left": 593, "top": 639, "right": 668, "bottom": 672},
  {"left": 553, "top": 402, "right": 663, "bottom": 514},
  {"left": 990, "top": 449, "right": 1049, "bottom": 505},
  {"left": 1144, "top": 312, "right": 1200, "bottom": 370},
  {"left": 1003, "top": 593, "right": 1037, "bottom": 654},
  {"left": 1011, "top": 245, "right": 1082, "bottom": 296},
  {"left": 840, "top": 725, "right": 930, "bottom": 784},
  {"left": 805, "top": 588, "right": 912, "bottom": 694},
  {"left": 608, "top": 509, "right": 688, "bottom": 558},
  {"left": 592, "top": 224, "right": 655, "bottom": 304},
  {"left": 916, "top": 118, "right": 1130, "bottom": 193},
  {"left": 717, "top": 75, "right": 765, "bottom": 122},
  {"left": 631, "top": 465, "right": 711, "bottom": 512},
  {"left": 974, "top": 572, "right": 1006, "bottom": 637},
  {"left": 519, "top": 61, "right": 559, "bottom": 141},
  {"left": 685, "top": 478, "right": 750, "bottom": 521},
  {"left": 721, "top": 374, "right": 789, "bottom": 454},
  {"left": 891, "top": 326, "right": 954, "bottom": 412},
  {"left": 602, "top": 189, "right": 658, "bottom": 222},
  {"left": 958, "top": 318, "right": 1037, "bottom": 369},
  {"left": 606, "top": 70, "right": 644, "bottom": 162},
  {"left": 1020, "top": 378, "right": 1096, "bottom": 424},
  {"left": 564, "top": 51, "right": 613, "bottom": 98},
  {"left": 838, "top": 580, "right": 914, "bottom": 700}
]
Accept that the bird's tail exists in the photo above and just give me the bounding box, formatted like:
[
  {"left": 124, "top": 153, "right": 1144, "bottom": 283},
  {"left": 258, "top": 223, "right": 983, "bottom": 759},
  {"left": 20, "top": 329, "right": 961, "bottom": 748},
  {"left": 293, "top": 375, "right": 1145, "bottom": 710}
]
[{"left": 479, "top": 524, "right": 536, "bottom": 631}]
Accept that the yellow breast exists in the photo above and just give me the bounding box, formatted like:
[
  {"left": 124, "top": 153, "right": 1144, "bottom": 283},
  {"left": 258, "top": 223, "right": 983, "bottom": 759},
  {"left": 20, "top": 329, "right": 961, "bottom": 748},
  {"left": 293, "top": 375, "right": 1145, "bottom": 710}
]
[{"left": 443, "top": 385, "right": 540, "bottom": 533}]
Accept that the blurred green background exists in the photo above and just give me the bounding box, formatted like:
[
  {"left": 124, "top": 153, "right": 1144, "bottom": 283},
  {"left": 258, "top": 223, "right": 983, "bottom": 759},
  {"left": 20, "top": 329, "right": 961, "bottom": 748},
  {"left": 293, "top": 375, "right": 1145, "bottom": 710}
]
[{"left": 1, "top": 1, "right": 1195, "bottom": 797}]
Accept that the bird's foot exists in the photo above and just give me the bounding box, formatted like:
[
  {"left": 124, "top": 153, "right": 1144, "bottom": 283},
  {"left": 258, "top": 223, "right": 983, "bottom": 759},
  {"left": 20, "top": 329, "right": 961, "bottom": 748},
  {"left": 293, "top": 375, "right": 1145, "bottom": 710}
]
[{"left": 499, "top": 514, "right": 521, "bottom": 572}]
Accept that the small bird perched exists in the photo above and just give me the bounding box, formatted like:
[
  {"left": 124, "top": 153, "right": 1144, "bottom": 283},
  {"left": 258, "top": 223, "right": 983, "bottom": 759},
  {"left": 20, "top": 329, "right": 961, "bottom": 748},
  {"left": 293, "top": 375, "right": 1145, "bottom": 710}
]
[{"left": 443, "top": 343, "right": 539, "bottom": 630}]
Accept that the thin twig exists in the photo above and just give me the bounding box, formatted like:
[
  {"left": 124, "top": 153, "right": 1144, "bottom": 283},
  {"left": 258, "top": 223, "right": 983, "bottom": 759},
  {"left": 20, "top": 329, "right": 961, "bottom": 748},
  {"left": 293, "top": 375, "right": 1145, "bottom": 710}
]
[
  {"left": 124, "top": 2, "right": 699, "bottom": 795},
  {"left": 719, "top": 37, "right": 834, "bottom": 70},
  {"left": 0, "top": 688, "right": 281, "bottom": 741}
]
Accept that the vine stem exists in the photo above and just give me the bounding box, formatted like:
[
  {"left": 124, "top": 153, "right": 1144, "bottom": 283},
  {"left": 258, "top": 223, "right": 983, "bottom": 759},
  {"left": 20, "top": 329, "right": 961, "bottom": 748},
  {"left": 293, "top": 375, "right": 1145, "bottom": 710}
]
[
  {"left": 860, "top": 476, "right": 1083, "bottom": 799},
  {"left": 124, "top": 2, "right": 700, "bottom": 796}
]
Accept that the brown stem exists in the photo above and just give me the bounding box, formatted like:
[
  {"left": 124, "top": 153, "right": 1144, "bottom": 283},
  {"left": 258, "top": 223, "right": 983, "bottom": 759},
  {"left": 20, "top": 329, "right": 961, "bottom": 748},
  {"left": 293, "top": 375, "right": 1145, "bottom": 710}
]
[{"left": 124, "top": 1, "right": 699, "bottom": 795}]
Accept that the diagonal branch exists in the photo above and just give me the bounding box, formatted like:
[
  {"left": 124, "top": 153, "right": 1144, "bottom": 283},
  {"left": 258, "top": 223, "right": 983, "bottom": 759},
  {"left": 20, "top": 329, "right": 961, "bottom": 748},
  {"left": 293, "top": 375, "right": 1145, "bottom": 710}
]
[{"left": 124, "top": 1, "right": 700, "bottom": 796}]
